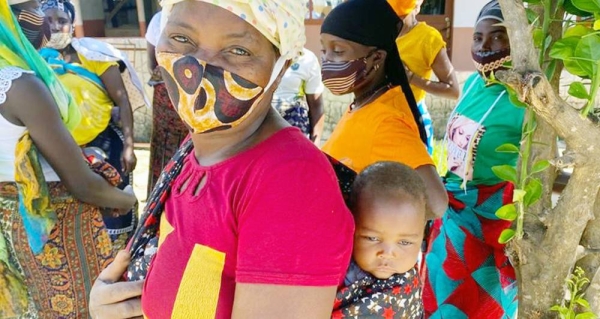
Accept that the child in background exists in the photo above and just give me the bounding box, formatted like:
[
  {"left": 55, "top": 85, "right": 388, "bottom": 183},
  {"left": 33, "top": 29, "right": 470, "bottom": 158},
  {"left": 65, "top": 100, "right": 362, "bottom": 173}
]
[{"left": 333, "top": 161, "right": 427, "bottom": 319}]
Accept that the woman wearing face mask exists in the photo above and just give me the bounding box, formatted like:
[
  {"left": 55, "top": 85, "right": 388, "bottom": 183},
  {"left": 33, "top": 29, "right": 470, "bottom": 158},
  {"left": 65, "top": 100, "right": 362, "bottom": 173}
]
[
  {"left": 422, "top": 1, "right": 524, "bottom": 318},
  {"left": 39, "top": 0, "right": 149, "bottom": 251},
  {"left": 0, "top": 0, "right": 136, "bottom": 317},
  {"left": 88, "top": 1, "right": 354, "bottom": 318},
  {"left": 320, "top": 0, "right": 448, "bottom": 220}
]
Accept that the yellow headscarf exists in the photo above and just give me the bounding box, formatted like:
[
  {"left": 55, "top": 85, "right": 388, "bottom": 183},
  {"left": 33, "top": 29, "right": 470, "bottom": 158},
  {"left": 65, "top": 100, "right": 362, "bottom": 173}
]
[
  {"left": 387, "top": 0, "right": 417, "bottom": 17},
  {"left": 159, "top": 0, "right": 307, "bottom": 61}
]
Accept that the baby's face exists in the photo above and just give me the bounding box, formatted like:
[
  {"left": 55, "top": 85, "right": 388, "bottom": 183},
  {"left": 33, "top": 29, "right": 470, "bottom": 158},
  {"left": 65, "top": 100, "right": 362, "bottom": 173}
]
[{"left": 353, "top": 193, "right": 426, "bottom": 280}]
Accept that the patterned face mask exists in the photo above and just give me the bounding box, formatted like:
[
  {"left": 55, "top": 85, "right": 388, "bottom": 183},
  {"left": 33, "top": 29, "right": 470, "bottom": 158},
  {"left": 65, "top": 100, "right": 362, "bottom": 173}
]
[
  {"left": 14, "top": 7, "right": 51, "bottom": 49},
  {"left": 472, "top": 48, "right": 511, "bottom": 78},
  {"left": 321, "top": 50, "right": 376, "bottom": 96},
  {"left": 46, "top": 30, "right": 73, "bottom": 50},
  {"left": 156, "top": 52, "right": 266, "bottom": 134}
]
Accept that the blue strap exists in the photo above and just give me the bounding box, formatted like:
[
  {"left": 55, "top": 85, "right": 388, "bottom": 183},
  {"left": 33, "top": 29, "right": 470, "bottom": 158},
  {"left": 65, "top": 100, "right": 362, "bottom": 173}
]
[{"left": 39, "top": 48, "right": 105, "bottom": 89}]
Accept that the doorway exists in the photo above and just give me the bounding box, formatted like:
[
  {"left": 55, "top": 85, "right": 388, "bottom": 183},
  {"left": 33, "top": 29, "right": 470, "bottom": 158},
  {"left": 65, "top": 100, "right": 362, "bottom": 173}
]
[{"left": 418, "top": 0, "right": 455, "bottom": 58}]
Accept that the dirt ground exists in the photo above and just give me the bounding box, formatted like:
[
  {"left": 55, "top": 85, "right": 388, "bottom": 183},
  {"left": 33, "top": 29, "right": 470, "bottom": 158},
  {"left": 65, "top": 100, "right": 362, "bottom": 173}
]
[{"left": 132, "top": 146, "right": 150, "bottom": 210}]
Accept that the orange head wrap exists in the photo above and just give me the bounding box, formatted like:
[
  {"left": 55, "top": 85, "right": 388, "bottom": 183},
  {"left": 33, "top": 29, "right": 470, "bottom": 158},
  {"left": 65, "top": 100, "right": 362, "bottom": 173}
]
[{"left": 387, "top": 0, "right": 417, "bottom": 17}]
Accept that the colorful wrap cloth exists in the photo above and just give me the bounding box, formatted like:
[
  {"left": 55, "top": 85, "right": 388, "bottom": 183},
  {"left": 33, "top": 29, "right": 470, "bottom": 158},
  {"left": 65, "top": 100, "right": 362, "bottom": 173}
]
[
  {"left": 159, "top": 0, "right": 307, "bottom": 61},
  {"left": 0, "top": 4, "right": 81, "bottom": 255},
  {"left": 423, "top": 181, "right": 518, "bottom": 319},
  {"left": 333, "top": 266, "right": 423, "bottom": 318}
]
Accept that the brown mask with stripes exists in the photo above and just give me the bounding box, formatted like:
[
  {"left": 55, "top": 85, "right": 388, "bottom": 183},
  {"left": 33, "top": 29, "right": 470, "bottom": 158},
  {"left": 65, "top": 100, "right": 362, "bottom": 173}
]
[
  {"left": 321, "top": 50, "right": 376, "bottom": 96},
  {"left": 13, "top": 7, "right": 51, "bottom": 49}
]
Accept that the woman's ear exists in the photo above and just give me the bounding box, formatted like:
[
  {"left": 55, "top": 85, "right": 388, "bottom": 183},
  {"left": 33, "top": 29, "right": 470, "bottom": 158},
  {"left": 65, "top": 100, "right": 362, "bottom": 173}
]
[{"left": 373, "top": 49, "right": 387, "bottom": 68}]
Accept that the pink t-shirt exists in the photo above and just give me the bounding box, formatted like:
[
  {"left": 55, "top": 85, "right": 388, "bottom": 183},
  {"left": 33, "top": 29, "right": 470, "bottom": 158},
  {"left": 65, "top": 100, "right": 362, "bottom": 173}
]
[{"left": 142, "top": 127, "right": 354, "bottom": 318}]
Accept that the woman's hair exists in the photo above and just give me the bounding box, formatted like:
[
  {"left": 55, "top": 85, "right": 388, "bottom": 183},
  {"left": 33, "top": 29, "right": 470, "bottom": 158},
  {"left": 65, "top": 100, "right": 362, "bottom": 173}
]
[{"left": 321, "top": 0, "right": 427, "bottom": 145}]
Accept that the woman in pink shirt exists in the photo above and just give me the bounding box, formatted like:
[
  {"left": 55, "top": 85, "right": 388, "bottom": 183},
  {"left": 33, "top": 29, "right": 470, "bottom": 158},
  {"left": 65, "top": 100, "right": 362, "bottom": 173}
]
[{"left": 88, "top": 1, "right": 354, "bottom": 318}]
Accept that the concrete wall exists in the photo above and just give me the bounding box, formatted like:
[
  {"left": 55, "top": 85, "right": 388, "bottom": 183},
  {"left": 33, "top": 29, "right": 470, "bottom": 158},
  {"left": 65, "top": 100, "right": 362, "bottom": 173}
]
[
  {"left": 451, "top": 0, "right": 491, "bottom": 71},
  {"left": 80, "top": 0, "right": 106, "bottom": 37}
]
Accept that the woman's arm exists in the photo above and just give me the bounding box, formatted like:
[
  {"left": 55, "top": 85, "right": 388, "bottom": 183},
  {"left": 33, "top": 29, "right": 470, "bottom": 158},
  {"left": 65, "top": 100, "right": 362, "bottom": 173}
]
[
  {"left": 4, "top": 74, "right": 136, "bottom": 211},
  {"left": 101, "top": 65, "right": 137, "bottom": 174},
  {"left": 232, "top": 284, "right": 336, "bottom": 319},
  {"left": 415, "top": 164, "right": 448, "bottom": 219},
  {"left": 406, "top": 48, "right": 460, "bottom": 100},
  {"left": 306, "top": 93, "right": 324, "bottom": 145}
]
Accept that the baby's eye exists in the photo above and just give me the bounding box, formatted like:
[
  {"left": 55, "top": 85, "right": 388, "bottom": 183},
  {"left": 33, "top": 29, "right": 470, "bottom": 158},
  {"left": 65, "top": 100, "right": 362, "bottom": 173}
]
[
  {"left": 364, "top": 236, "right": 379, "bottom": 242},
  {"left": 398, "top": 240, "right": 413, "bottom": 246},
  {"left": 231, "top": 47, "right": 250, "bottom": 56},
  {"left": 171, "top": 35, "right": 190, "bottom": 44}
]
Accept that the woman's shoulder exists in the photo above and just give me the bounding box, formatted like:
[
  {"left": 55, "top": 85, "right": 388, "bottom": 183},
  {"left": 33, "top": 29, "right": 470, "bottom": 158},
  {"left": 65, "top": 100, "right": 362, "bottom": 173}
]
[
  {"left": 252, "top": 127, "right": 333, "bottom": 170},
  {"left": 0, "top": 66, "right": 36, "bottom": 106}
]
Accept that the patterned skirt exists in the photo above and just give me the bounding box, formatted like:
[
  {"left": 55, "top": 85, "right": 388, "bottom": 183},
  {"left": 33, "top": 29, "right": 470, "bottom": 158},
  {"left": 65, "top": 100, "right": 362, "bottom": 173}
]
[
  {"left": 422, "top": 182, "right": 518, "bottom": 319},
  {"left": 87, "top": 123, "right": 136, "bottom": 252},
  {"left": 148, "top": 83, "right": 189, "bottom": 194},
  {"left": 271, "top": 98, "right": 311, "bottom": 137},
  {"left": 0, "top": 182, "right": 113, "bottom": 318}
]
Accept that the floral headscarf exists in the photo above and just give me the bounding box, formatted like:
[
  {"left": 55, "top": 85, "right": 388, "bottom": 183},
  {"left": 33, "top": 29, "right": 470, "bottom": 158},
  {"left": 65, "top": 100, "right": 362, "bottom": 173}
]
[{"left": 160, "top": 0, "right": 307, "bottom": 61}]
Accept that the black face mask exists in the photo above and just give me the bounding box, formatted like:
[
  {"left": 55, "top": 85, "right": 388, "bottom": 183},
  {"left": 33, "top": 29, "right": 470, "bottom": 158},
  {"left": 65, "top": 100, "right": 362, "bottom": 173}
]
[{"left": 12, "top": 7, "right": 51, "bottom": 49}]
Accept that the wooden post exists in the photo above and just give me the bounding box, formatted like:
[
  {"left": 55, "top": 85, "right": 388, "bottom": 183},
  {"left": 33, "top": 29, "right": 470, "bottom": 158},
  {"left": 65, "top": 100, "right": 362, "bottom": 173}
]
[
  {"left": 136, "top": 0, "right": 147, "bottom": 37},
  {"left": 71, "top": 0, "right": 85, "bottom": 37}
]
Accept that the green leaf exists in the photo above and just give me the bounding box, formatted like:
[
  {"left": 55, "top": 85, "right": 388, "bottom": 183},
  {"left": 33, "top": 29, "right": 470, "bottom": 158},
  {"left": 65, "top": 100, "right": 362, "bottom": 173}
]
[
  {"left": 595, "top": 20, "right": 600, "bottom": 31},
  {"left": 574, "top": 34, "right": 600, "bottom": 77},
  {"left": 550, "top": 305, "right": 563, "bottom": 311},
  {"left": 496, "top": 204, "right": 518, "bottom": 221},
  {"left": 498, "top": 229, "right": 515, "bottom": 244},
  {"left": 533, "top": 28, "right": 545, "bottom": 48},
  {"left": 565, "top": 59, "right": 591, "bottom": 77},
  {"left": 565, "top": 0, "right": 595, "bottom": 16},
  {"left": 544, "top": 35, "right": 553, "bottom": 51},
  {"left": 513, "top": 189, "right": 526, "bottom": 203},
  {"left": 575, "top": 298, "right": 592, "bottom": 309},
  {"left": 524, "top": 178, "right": 543, "bottom": 206},
  {"left": 532, "top": 160, "right": 551, "bottom": 174},
  {"left": 568, "top": 81, "right": 590, "bottom": 99},
  {"left": 550, "top": 37, "right": 580, "bottom": 60},
  {"left": 571, "top": 0, "right": 600, "bottom": 13},
  {"left": 496, "top": 143, "right": 520, "bottom": 153},
  {"left": 545, "top": 59, "right": 558, "bottom": 80},
  {"left": 574, "top": 313, "right": 596, "bottom": 319},
  {"left": 565, "top": 24, "right": 593, "bottom": 38},
  {"left": 492, "top": 165, "right": 518, "bottom": 184},
  {"left": 526, "top": 8, "right": 539, "bottom": 25}
]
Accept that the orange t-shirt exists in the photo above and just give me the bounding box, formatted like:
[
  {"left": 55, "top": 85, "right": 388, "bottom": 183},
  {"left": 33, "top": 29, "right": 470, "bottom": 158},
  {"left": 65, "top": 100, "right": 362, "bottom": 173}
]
[{"left": 322, "top": 87, "right": 432, "bottom": 173}]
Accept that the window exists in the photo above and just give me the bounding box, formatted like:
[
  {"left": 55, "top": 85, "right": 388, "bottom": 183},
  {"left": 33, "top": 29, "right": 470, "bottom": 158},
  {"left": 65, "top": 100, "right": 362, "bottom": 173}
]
[
  {"left": 305, "top": 0, "right": 345, "bottom": 22},
  {"left": 420, "top": 0, "right": 446, "bottom": 15}
]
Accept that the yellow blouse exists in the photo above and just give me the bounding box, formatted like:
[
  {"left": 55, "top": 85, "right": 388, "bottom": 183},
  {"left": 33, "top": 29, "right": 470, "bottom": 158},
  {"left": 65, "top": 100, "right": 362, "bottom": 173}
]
[
  {"left": 396, "top": 22, "right": 446, "bottom": 103},
  {"left": 59, "top": 54, "right": 117, "bottom": 145}
]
